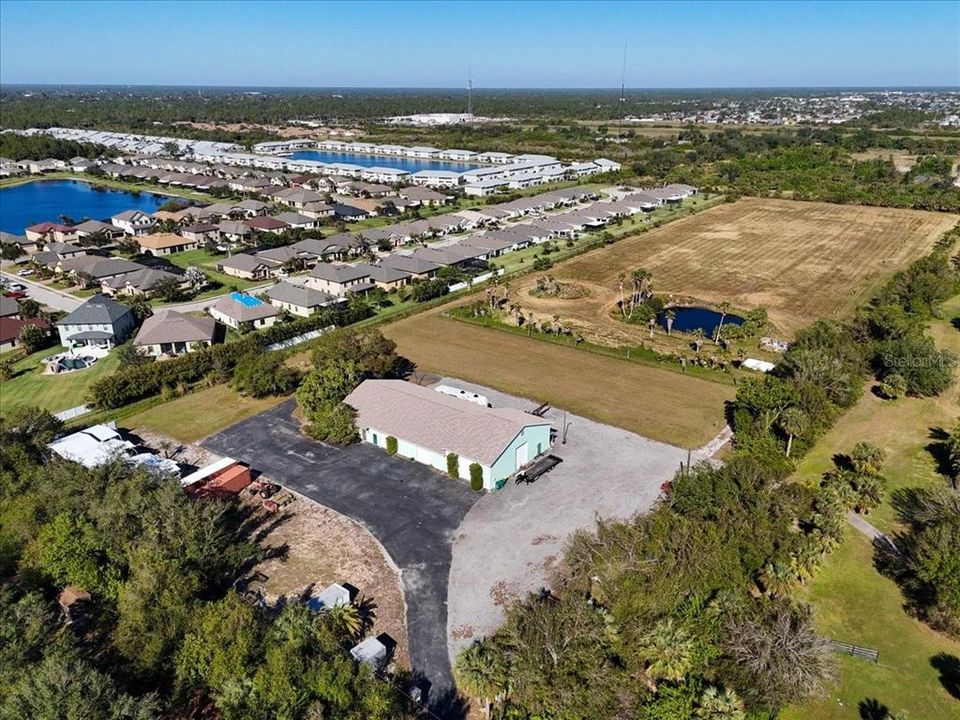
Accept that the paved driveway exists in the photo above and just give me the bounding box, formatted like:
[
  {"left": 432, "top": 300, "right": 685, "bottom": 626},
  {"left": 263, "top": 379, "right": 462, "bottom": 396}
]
[{"left": 202, "top": 400, "right": 477, "bottom": 717}]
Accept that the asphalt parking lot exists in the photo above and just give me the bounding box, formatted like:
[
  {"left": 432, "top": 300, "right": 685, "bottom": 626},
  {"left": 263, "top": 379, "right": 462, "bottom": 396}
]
[{"left": 202, "top": 400, "right": 477, "bottom": 716}]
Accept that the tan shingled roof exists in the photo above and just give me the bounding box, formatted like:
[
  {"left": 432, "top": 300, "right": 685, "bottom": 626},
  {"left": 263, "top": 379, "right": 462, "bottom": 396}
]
[{"left": 344, "top": 380, "right": 550, "bottom": 466}]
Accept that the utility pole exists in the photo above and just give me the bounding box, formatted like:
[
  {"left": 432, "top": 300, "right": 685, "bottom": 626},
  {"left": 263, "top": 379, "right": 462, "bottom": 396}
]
[
  {"left": 467, "top": 66, "right": 473, "bottom": 117},
  {"left": 617, "top": 43, "right": 627, "bottom": 138}
]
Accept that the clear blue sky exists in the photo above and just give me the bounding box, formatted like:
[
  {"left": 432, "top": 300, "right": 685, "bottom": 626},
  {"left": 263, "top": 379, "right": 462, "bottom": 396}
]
[{"left": 1, "top": 1, "right": 957, "bottom": 88}]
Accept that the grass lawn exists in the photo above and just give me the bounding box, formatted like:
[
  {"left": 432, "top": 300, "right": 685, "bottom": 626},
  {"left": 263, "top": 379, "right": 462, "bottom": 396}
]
[
  {"left": 161, "top": 248, "right": 263, "bottom": 295},
  {"left": 383, "top": 310, "right": 733, "bottom": 448},
  {"left": 790, "top": 295, "right": 960, "bottom": 533},
  {"left": 781, "top": 532, "right": 960, "bottom": 720},
  {"left": 124, "top": 384, "right": 286, "bottom": 443},
  {"left": 0, "top": 345, "right": 120, "bottom": 418},
  {"left": 783, "top": 295, "right": 960, "bottom": 719}
]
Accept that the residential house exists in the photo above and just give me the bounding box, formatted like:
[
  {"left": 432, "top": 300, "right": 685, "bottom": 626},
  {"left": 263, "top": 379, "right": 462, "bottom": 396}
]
[
  {"left": 265, "top": 281, "right": 341, "bottom": 317},
  {"left": 0, "top": 231, "right": 36, "bottom": 255},
  {"left": 217, "top": 253, "right": 280, "bottom": 281},
  {"left": 271, "top": 187, "right": 326, "bottom": 209},
  {"left": 399, "top": 185, "right": 450, "bottom": 205},
  {"left": 0, "top": 316, "right": 50, "bottom": 353},
  {"left": 208, "top": 292, "right": 280, "bottom": 330},
  {"left": 344, "top": 379, "right": 552, "bottom": 491},
  {"left": 301, "top": 201, "right": 336, "bottom": 219},
  {"left": 217, "top": 220, "right": 253, "bottom": 245},
  {"left": 25, "top": 222, "right": 79, "bottom": 245},
  {"left": 136, "top": 232, "right": 199, "bottom": 256},
  {"left": 377, "top": 254, "right": 441, "bottom": 280},
  {"left": 56, "top": 294, "right": 136, "bottom": 349},
  {"left": 306, "top": 263, "right": 374, "bottom": 296},
  {"left": 333, "top": 203, "right": 370, "bottom": 221},
  {"left": 72, "top": 219, "right": 122, "bottom": 241},
  {"left": 244, "top": 216, "right": 290, "bottom": 235},
  {"left": 351, "top": 262, "right": 411, "bottom": 291},
  {"left": 56, "top": 255, "right": 144, "bottom": 285},
  {"left": 180, "top": 223, "right": 219, "bottom": 244},
  {"left": 100, "top": 266, "right": 186, "bottom": 297},
  {"left": 272, "top": 211, "right": 319, "bottom": 230},
  {"left": 111, "top": 210, "right": 156, "bottom": 236},
  {"left": 133, "top": 309, "right": 216, "bottom": 357},
  {"left": 0, "top": 296, "right": 19, "bottom": 318},
  {"left": 237, "top": 199, "right": 270, "bottom": 217}
]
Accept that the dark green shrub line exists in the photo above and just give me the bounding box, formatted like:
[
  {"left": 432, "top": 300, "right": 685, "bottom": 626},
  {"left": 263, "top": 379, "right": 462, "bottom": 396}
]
[{"left": 90, "top": 303, "right": 374, "bottom": 409}]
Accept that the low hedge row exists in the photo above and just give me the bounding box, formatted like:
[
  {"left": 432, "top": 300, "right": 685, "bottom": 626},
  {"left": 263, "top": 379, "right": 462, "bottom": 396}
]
[{"left": 90, "top": 303, "right": 373, "bottom": 409}]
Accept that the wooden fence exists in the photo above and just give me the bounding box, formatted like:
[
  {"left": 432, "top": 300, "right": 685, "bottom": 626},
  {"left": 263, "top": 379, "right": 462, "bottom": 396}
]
[{"left": 827, "top": 639, "right": 879, "bottom": 663}]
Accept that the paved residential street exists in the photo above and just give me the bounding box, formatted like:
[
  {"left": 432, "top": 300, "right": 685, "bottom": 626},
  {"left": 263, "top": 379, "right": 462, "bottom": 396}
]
[
  {"left": 202, "top": 400, "right": 478, "bottom": 717},
  {"left": 0, "top": 271, "right": 83, "bottom": 312}
]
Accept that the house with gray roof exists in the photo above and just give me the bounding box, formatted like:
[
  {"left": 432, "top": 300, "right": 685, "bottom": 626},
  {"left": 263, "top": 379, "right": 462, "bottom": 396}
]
[
  {"left": 377, "top": 254, "right": 441, "bottom": 280},
  {"left": 208, "top": 292, "right": 279, "bottom": 330},
  {"left": 56, "top": 294, "right": 136, "bottom": 349},
  {"left": 345, "top": 379, "right": 552, "bottom": 491},
  {"left": 72, "top": 220, "right": 122, "bottom": 240},
  {"left": 57, "top": 255, "right": 145, "bottom": 283},
  {"left": 306, "top": 262, "right": 374, "bottom": 296},
  {"left": 265, "top": 281, "right": 342, "bottom": 317},
  {"left": 133, "top": 309, "right": 216, "bottom": 357},
  {"left": 100, "top": 266, "right": 186, "bottom": 297},
  {"left": 350, "top": 262, "right": 411, "bottom": 290},
  {"left": 272, "top": 211, "right": 319, "bottom": 230},
  {"left": 217, "top": 253, "right": 280, "bottom": 281}
]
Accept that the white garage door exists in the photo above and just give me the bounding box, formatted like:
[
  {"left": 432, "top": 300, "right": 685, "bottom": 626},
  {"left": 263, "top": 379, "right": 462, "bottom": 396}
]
[{"left": 515, "top": 442, "right": 528, "bottom": 469}]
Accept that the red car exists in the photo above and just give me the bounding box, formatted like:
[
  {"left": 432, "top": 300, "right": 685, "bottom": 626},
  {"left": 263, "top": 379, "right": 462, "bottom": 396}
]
[{"left": 3, "top": 291, "right": 27, "bottom": 300}]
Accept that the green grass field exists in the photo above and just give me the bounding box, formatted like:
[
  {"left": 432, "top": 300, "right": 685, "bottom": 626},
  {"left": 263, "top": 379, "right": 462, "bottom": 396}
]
[
  {"left": 1, "top": 345, "right": 120, "bottom": 418},
  {"left": 782, "top": 531, "right": 960, "bottom": 720},
  {"left": 123, "top": 384, "right": 285, "bottom": 443},
  {"left": 784, "top": 295, "right": 960, "bottom": 719}
]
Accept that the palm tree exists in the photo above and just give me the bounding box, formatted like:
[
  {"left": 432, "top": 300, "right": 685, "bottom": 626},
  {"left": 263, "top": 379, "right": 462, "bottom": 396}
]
[
  {"left": 637, "top": 618, "right": 694, "bottom": 687},
  {"left": 849, "top": 442, "right": 885, "bottom": 476},
  {"left": 327, "top": 602, "right": 363, "bottom": 640},
  {"left": 691, "top": 328, "right": 705, "bottom": 354},
  {"left": 454, "top": 642, "right": 503, "bottom": 719},
  {"left": 759, "top": 561, "right": 794, "bottom": 598},
  {"left": 778, "top": 406, "right": 807, "bottom": 458},
  {"left": 696, "top": 686, "right": 746, "bottom": 719},
  {"left": 665, "top": 309, "right": 676, "bottom": 335},
  {"left": 631, "top": 268, "right": 652, "bottom": 311},
  {"left": 714, "top": 301, "right": 732, "bottom": 343}
]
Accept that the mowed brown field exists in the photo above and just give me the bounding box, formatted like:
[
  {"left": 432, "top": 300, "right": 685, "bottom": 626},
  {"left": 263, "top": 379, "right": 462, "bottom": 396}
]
[
  {"left": 519, "top": 198, "right": 957, "bottom": 337},
  {"left": 384, "top": 313, "right": 733, "bottom": 448}
]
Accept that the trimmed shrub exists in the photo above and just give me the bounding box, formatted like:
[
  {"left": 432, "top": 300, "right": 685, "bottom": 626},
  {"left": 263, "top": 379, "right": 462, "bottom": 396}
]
[
  {"left": 446, "top": 452, "right": 459, "bottom": 479},
  {"left": 469, "top": 463, "right": 484, "bottom": 491},
  {"left": 386, "top": 436, "right": 398, "bottom": 455}
]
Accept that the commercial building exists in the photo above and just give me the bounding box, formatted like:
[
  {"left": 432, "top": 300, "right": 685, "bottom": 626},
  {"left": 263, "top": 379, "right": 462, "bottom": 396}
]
[{"left": 345, "top": 380, "right": 552, "bottom": 491}]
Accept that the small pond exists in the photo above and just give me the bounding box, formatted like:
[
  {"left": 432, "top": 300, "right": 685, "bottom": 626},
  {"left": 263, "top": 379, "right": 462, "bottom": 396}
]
[{"left": 657, "top": 306, "right": 744, "bottom": 337}]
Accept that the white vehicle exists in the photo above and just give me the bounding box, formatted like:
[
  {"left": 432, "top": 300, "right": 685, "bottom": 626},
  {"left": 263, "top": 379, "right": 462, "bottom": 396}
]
[
  {"left": 7, "top": 282, "right": 26, "bottom": 291},
  {"left": 16, "top": 268, "right": 33, "bottom": 277}
]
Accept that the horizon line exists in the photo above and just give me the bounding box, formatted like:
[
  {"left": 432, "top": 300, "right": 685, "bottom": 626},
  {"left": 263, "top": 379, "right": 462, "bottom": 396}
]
[{"left": 1, "top": 83, "right": 958, "bottom": 92}]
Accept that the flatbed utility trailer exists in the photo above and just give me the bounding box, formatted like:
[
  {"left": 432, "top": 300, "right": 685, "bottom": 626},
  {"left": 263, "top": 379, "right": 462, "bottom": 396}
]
[{"left": 515, "top": 454, "right": 563, "bottom": 484}]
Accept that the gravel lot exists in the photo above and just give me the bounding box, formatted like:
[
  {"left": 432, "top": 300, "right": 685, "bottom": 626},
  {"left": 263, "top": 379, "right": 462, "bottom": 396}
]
[{"left": 443, "top": 377, "right": 707, "bottom": 660}]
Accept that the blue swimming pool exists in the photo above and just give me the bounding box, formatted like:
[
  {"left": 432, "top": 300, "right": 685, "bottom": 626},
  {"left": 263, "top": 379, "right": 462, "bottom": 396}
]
[
  {"left": 0, "top": 179, "right": 170, "bottom": 235},
  {"left": 287, "top": 150, "right": 482, "bottom": 174}
]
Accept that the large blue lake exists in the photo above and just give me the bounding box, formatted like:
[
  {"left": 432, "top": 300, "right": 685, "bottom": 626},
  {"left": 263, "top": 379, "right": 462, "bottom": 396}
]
[
  {"left": 0, "top": 180, "right": 170, "bottom": 235},
  {"left": 288, "top": 150, "right": 482, "bottom": 173}
]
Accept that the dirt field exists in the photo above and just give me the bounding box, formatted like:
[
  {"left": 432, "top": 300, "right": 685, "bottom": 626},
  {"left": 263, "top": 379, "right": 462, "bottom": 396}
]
[
  {"left": 384, "top": 313, "right": 732, "bottom": 448},
  {"left": 512, "top": 198, "right": 956, "bottom": 337},
  {"left": 246, "top": 494, "right": 410, "bottom": 669}
]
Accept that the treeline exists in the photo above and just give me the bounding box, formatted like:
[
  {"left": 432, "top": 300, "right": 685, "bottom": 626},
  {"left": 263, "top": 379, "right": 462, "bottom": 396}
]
[
  {"left": 0, "top": 133, "right": 115, "bottom": 161},
  {"left": 90, "top": 301, "right": 374, "bottom": 409},
  {"left": 1, "top": 87, "right": 884, "bottom": 126},
  {"left": 0, "top": 408, "right": 411, "bottom": 719},
  {"left": 454, "top": 228, "right": 960, "bottom": 718}
]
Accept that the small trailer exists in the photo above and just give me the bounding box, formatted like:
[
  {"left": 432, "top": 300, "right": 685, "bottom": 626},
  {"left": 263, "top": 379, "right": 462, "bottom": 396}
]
[{"left": 515, "top": 454, "right": 563, "bottom": 485}]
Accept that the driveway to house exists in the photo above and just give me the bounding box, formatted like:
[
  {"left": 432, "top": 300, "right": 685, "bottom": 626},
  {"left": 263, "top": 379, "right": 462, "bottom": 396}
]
[
  {"left": 202, "top": 400, "right": 478, "bottom": 718},
  {"left": 443, "top": 378, "right": 724, "bottom": 661}
]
